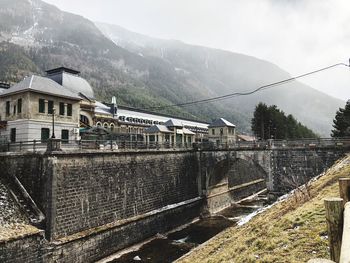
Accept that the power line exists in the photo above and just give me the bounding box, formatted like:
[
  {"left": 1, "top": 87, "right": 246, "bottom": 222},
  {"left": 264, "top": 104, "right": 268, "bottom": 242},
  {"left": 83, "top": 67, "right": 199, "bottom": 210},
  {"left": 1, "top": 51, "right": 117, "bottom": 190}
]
[{"left": 143, "top": 62, "right": 349, "bottom": 111}]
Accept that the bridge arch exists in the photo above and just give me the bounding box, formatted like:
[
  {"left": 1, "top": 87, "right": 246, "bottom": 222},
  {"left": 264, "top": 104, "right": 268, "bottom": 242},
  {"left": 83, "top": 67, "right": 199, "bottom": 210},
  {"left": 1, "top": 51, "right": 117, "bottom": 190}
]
[{"left": 203, "top": 151, "right": 268, "bottom": 213}]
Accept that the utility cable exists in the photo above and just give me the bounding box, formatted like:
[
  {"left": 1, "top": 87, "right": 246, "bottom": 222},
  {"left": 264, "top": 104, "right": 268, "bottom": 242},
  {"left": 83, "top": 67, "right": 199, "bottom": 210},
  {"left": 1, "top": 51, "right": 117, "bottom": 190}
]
[{"left": 143, "top": 62, "right": 349, "bottom": 111}]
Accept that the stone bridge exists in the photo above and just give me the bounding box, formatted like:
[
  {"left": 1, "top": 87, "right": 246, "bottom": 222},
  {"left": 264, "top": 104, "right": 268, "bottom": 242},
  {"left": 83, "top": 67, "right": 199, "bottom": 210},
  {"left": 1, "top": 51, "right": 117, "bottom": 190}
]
[
  {"left": 1, "top": 139, "right": 349, "bottom": 263},
  {"left": 198, "top": 143, "right": 349, "bottom": 212}
]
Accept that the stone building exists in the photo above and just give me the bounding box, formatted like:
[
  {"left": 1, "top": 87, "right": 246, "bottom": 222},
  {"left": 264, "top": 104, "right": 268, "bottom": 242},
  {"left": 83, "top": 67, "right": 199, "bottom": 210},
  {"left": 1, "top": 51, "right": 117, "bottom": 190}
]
[
  {"left": 144, "top": 119, "right": 195, "bottom": 145},
  {"left": 0, "top": 75, "right": 81, "bottom": 142},
  {"left": 0, "top": 67, "right": 211, "bottom": 143},
  {"left": 208, "top": 118, "right": 236, "bottom": 145}
]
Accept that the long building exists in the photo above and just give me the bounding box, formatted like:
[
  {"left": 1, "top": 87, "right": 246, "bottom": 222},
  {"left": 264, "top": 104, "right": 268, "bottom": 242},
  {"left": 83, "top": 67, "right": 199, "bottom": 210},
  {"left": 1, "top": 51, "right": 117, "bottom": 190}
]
[{"left": 0, "top": 67, "right": 210, "bottom": 143}]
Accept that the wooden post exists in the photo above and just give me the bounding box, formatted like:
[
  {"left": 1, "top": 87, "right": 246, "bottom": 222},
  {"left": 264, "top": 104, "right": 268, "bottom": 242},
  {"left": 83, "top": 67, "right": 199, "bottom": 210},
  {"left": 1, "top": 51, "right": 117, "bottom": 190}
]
[
  {"left": 340, "top": 202, "right": 350, "bottom": 263},
  {"left": 324, "top": 197, "right": 344, "bottom": 263},
  {"left": 339, "top": 178, "right": 350, "bottom": 204}
]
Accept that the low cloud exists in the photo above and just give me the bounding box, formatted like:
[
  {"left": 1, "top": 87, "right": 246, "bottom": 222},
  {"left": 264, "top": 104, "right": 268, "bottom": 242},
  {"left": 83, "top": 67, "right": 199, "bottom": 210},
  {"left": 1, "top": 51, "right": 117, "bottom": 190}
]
[{"left": 45, "top": 0, "right": 350, "bottom": 100}]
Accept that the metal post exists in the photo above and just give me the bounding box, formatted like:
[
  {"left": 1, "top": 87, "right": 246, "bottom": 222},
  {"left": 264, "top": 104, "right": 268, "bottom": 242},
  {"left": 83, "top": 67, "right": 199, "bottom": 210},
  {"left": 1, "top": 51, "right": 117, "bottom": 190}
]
[{"left": 33, "top": 139, "right": 36, "bottom": 152}]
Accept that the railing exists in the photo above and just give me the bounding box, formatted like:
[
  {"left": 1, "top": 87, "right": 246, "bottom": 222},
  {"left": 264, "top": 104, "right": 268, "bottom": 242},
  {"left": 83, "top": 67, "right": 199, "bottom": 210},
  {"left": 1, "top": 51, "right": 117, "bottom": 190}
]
[
  {"left": 0, "top": 137, "right": 350, "bottom": 153},
  {"left": 198, "top": 137, "right": 350, "bottom": 151},
  {"left": 0, "top": 139, "right": 194, "bottom": 153}
]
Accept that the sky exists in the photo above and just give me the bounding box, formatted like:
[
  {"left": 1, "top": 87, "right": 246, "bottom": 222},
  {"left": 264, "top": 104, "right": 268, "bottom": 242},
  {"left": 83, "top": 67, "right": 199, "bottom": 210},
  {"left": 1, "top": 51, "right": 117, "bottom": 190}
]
[{"left": 44, "top": 0, "right": 350, "bottom": 101}]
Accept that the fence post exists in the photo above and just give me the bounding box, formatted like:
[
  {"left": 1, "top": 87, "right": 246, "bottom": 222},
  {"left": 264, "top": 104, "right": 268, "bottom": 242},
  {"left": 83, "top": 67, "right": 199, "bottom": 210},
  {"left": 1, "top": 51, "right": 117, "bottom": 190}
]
[
  {"left": 340, "top": 202, "right": 350, "bottom": 263},
  {"left": 324, "top": 197, "right": 344, "bottom": 263},
  {"left": 339, "top": 178, "right": 350, "bottom": 205}
]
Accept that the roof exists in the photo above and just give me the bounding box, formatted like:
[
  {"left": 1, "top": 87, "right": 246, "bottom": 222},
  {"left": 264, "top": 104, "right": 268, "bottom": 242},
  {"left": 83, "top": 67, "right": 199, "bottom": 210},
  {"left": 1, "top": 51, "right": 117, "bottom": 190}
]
[
  {"left": 208, "top": 118, "right": 236, "bottom": 128},
  {"left": 237, "top": 134, "right": 256, "bottom": 141},
  {"left": 61, "top": 72, "right": 95, "bottom": 99},
  {"left": 144, "top": 125, "right": 196, "bottom": 135},
  {"left": 46, "top": 67, "right": 80, "bottom": 75},
  {"left": 46, "top": 68, "right": 95, "bottom": 99},
  {"left": 164, "top": 119, "right": 184, "bottom": 127},
  {"left": 117, "top": 105, "right": 209, "bottom": 126},
  {"left": 95, "top": 101, "right": 112, "bottom": 115},
  {"left": 0, "top": 75, "right": 81, "bottom": 100},
  {"left": 144, "top": 125, "right": 173, "bottom": 134},
  {"left": 182, "top": 127, "right": 196, "bottom": 135}
]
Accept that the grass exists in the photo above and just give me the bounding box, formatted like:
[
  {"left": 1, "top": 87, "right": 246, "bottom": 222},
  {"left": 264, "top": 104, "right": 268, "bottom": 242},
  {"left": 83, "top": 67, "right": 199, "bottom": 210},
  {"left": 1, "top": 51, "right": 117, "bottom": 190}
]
[{"left": 178, "top": 155, "right": 350, "bottom": 263}]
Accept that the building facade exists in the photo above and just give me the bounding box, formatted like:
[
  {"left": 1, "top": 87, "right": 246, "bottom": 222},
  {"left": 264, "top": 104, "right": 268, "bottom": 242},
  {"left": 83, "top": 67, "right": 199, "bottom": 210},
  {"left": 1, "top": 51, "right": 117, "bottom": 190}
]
[
  {"left": 208, "top": 118, "right": 236, "bottom": 145},
  {"left": 0, "top": 75, "right": 81, "bottom": 142},
  {"left": 1, "top": 67, "right": 244, "bottom": 145}
]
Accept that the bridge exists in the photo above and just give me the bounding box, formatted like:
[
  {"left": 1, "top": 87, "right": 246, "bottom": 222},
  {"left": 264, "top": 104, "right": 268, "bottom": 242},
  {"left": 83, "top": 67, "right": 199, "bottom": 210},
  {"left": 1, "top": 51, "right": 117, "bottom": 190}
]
[
  {"left": 0, "top": 137, "right": 349, "bottom": 263},
  {"left": 198, "top": 138, "right": 350, "bottom": 212}
]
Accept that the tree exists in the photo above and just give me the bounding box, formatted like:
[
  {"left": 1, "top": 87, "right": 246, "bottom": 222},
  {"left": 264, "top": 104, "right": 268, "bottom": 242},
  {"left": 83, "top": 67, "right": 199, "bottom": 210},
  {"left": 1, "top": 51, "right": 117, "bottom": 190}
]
[
  {"left": 251, "top": 102, "right": 318, "bottom": 140},
  {"left": 331, "top": 100, "right": 350, "bottom": 137}
]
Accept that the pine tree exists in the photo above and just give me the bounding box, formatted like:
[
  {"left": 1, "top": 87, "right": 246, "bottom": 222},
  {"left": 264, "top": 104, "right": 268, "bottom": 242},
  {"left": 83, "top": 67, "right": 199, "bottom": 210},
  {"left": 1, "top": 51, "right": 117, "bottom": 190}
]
[
  {"left": 251, "top": 102, "right": 318, "bottom": 140},
  {"left": 331, "top": 100, "right": 350, "bottom": 137}
]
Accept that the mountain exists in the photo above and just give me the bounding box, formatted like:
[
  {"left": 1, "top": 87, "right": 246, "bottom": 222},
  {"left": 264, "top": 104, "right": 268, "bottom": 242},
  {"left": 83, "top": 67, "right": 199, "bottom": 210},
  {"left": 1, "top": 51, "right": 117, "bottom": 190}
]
[
  {"left": 96, "top": 22, "right": 345, "bottom": 136},
  {"left": 0, "top": 0, "right": 344, "bottom": 136}
]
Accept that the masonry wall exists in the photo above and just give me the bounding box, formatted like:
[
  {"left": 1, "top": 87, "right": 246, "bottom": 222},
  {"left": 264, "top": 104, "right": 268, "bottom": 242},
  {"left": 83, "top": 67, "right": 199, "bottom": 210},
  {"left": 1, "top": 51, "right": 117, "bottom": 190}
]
[
  {"left": 271, "top": 148, "right": 346, "bottom": 193},
  {"left": 47, "top": 150, "right": 199, "bottom": 239},
  {"left": 48, "top": 199, "right": 201, "bottom": 263},
  {"left": 0, "top": 153, "right": 47, "bottom": 211},
  {"left": 0, "top": 232, "right": 45, "bottom": 263}
]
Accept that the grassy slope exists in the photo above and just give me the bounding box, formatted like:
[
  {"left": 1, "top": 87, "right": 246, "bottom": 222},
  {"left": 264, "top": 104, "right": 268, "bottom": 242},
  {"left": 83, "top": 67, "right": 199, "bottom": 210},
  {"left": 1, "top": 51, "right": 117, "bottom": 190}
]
[{"left": 178, "top": 155, "right": 350, "bottom": 263}]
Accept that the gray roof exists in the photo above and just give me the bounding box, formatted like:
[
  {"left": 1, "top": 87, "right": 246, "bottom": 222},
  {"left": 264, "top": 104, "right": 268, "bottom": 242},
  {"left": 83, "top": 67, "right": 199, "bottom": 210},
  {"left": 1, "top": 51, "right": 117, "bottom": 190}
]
[
  {"left": 0, "top": 75, "right": 81, "bottom": 100},
  {"left": 164, "top": 119, "right": 183, "bottom": 127},
  {"left": 144, "top": 125, "right": 173, "bottom": 134},
  {"left": 208, "top": 118, "right": 236, "bottom": 128},
  {"left": 61, "top": 72, "right": 95, "bottom": 99},
  {"left": 182, "top": 128, "right": 196, "bottom": 135}
]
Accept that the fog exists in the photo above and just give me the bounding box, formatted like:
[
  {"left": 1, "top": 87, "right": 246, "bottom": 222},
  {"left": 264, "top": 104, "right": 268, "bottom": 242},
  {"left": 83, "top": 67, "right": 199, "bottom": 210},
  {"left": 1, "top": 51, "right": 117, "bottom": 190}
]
[{"left": 45, "top": 0, "right": 350, "bottom": 101}]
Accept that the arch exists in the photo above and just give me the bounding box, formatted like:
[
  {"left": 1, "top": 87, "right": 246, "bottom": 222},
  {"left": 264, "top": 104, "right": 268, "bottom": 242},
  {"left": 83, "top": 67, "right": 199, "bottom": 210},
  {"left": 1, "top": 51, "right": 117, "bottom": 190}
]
[
  {"left": 206, "top": 154, "right": 268, "bottom": 194},
  {"left": 103, "top": 122, "right": 109, "bottom": 129},
  {"left": 96, "top": 122, "right": 102, "bottom": 127}
]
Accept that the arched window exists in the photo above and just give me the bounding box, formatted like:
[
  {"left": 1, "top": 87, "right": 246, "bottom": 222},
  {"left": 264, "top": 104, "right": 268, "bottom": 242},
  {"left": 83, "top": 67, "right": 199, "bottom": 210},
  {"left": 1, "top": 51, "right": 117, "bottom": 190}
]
[
  {"left": 80, "top": 115, "right": 90, "bottom": 126},
  {"left": 110, "top": 123, "right": 115, "bottom": 131},
  {"left": 96, "top": 122, "right": 102, "bottom": 127},
  {"left": 103, "top": 122, "right": 109, "bottom": 129}
]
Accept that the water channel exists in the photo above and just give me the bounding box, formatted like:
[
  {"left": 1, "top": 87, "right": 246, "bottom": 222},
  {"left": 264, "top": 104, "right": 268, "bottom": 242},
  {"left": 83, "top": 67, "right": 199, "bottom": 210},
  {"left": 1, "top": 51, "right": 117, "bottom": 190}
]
[{"left": 102, "top": 195, "right": 270, "bottom": 263}]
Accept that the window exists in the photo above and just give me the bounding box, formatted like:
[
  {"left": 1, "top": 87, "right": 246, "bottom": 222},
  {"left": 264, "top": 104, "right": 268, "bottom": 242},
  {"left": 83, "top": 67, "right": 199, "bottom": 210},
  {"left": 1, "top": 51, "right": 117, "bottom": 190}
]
[
  {"left": 10, "top": 128, "right": 16, "bottom": 142},
  {"left": 61, "top": 129, "right": 69, "bottom": 143},
  {"left": 212, "top": 129, "right": 215, "bottom": 135},
  {"left": 13, "top": 105, "right": 16, "bottom": 115},
  {"left": 59, "top": 102, "right": 65, "bottom": 115},
  {"left": 41, "top": 128, "right": 50, "bottom": 142},
  {"left": 39, "top": 99, "right": 45, "bottom": 113},
  {"left": 48, "top": 100, "right": 54, "bottom": 114},
  {"left": 67, "top": 104, "right": 72, "bottom": 116},
  {"left": 17, "top": 99, "right": 22, "bottom": 114},
  {"left": 6, "top": 101, "right": 10, "bottom": 116}
]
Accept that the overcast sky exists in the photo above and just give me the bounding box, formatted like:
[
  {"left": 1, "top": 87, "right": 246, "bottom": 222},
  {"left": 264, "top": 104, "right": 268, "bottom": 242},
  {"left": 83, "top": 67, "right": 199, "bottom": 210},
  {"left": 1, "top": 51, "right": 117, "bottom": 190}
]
[{"left": 45, "top": 0, "right": 350, "bottom": 101}]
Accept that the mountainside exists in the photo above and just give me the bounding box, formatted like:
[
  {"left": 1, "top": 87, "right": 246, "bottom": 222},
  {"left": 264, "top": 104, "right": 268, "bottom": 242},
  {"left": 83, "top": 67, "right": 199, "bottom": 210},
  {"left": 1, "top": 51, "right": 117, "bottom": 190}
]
[
  {"left": 97, "top": 22, "right": 345, "bottom": 136},
  {"left": 0, "top": 0, "right": 344, "bottom": 136}
]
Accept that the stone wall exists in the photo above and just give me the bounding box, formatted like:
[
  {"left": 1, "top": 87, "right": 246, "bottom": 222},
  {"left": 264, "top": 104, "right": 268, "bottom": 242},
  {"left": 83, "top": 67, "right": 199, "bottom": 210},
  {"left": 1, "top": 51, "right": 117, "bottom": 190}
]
[
  {"left": 0, "top": 153, "right": 47, "bottom": 211},
  {"left": 46, "top": 150, "right": 199, "bottom": 239},
  {"left": 0, "top": 232, "right": 45, "bottom": 263},
  {"left": 271, "top": 147, "right": 346, "bottom": 193},
  {"left": 48, "top": 198, "right": 201, "bottom": 263}
]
